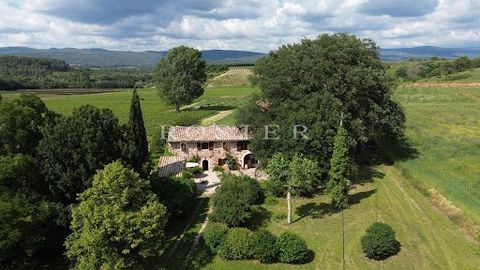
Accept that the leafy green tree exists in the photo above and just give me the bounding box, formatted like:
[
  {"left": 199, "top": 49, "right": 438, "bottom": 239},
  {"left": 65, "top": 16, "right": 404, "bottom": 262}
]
[
  {"left": 238, "top": 34, "right": 405, "bottom": 170},
  {"left": 0, "top": 154, "right": 46, "bottom": 196},
  {"left": 0, "top": 95, "right": 47, "bottom": 155},
  {"left": 0, "top": 191, "right": 65, "bottom": 270},
  {"left": 453, "top": 56, "right": 473, "bottom": 72},
  {"left": 266, "top": 153, "right": 319, "bottom": 224},
  {"left": 210, "top": 174, "right": 263, "bottom": 226},
  {"left": 123, "top": 89, "right": 151, "bottom": 177},
  {"left": 327, "top": 125, "right": 351, "bottom": 209},
  {"left": 149, "top": 174, "right": 197, "bottom": 218},
  {"left": 154, "top": 46, "right": 207, "bottom": 112},
  {"left": 65, "top": 161, "right": 168, "bottom": 270},
  {"left": 38, "top": 105, "right": 123, "bottom": 204}
]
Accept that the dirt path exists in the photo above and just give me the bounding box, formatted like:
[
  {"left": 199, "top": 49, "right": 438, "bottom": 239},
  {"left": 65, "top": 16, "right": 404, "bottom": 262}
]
[
  {"left": 201, "top": 110, "right": 234, "bottom": 126},
  {"left": 405, "top": 82, "right": 480, "bottom": 88}
]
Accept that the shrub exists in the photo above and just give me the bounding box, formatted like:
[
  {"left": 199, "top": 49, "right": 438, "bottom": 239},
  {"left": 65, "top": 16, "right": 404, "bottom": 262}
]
[
  {"left": 182, "top": 170, "right": 194, "bottom": 179},
  {"left": 203, "top": 222, "right": 229, "bottom": 253},
  {"left": 225, "top": 153, "right": 238, "bottom": 170},
  {"left": 264, "top": 195, "right": 279, "bottom": 205},
  {"left": 188, "top": 155, "right": 201, "bottom": 163},
  {"left": 276, "top": 232, "right": 308, "bottom": 264},
  {"left": 361, "top": 222, "right": 400, "bottom": 260},
  {"left": 210, "top": 174, "right": 264, "bottom": 226},
  {"left": 213, "top": 165, "right": 224, "bottom": 172},
  {"left": 218, "top": 228, "right": 255, "bottom": 260},
  {"left": 151, "top": 129, "right": 167, "bottom": 156},
  {"left": 252, "top": 230, "right": 278, "bottom": 263},
  {"left": 261, "top": 180, "right": 285, "bottom": 197},
  {"left": 149, "top": 174, "right": 197, "bottom": 218},
  {"left": 189, "top": 166, "right": 203, "bottom": 175}
]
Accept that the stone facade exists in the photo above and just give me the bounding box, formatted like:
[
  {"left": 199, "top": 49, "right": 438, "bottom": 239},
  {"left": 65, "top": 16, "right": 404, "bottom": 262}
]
[{"left": 167, "top": 125, "right": 255, "bottom": 171}]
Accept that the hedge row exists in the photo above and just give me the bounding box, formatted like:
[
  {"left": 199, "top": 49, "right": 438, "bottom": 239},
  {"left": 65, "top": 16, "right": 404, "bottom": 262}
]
[{"left": 203, "top": 224, "right": 308, "bottom": 264}]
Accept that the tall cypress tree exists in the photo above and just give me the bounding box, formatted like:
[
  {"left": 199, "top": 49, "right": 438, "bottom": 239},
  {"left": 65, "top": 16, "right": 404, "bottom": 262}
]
[
  {"left": 125, "top": 88, "right": 151, "bottom": 178},
  {"left": 327, "top": 124, "right": 351, "bottom": 209}
]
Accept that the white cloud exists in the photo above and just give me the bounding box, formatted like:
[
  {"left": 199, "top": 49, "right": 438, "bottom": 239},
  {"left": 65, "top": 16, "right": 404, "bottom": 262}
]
[{"left": 0, "top": 0, "right": 479, "bottom": 51}]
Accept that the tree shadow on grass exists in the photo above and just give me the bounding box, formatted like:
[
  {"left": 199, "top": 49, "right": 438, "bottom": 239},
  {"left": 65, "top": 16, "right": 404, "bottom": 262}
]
[
  {"left": 295, "top": 202, "right": 333, "bottom": 222},
  {"left": 352, "top": 166, "right": 386, "bottom": 185},
  {"left": 183, "top": 105, "right": 236, "bottom": 112},
  {"left": 185, "top": 238, "right": 215, "bottom": 270},
  {"left": 294, "top": 189, "right": 376, "bottom": 223},
  {"left": 349, "top": 189, "right": 376, "bottom": 205},
  {"left": 246, "top": 206, "right": 272, "bottom": 230}
]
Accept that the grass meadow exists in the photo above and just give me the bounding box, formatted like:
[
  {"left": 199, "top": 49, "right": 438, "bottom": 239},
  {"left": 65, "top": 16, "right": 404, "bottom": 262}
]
[{"left": 0, "top": 85, "right": 257, "bottom": 138}]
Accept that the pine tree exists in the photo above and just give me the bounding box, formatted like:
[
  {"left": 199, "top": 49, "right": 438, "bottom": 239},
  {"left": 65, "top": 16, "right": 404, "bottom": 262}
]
[
  {"left": 125, "top": 88, "right": 151, "bottom": 178},
  {"left": 327, "top": 125, "right": 351, "bottom": 209}
]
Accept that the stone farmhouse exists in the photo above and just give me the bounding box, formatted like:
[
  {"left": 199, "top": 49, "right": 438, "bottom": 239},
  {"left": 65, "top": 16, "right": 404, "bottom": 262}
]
[{"left": 167, "top": 125, "right": 255, "bottom": 171}]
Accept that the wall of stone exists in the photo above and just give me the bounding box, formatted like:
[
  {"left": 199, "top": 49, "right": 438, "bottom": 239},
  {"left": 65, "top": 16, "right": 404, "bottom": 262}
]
[{"left": 168, "top": 141, "right": 250, "bottom": 170}]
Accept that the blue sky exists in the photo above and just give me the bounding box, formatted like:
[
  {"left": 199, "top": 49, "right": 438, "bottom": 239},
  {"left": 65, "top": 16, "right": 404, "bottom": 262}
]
[{"left": 0, "top": 0, "right": 479, "bottom": 52}]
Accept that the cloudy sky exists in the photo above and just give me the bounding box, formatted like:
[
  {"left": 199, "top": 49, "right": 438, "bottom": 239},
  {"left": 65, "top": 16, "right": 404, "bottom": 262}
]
[{"left": 0, "top": 0, "right": 479, "bottom": 52}]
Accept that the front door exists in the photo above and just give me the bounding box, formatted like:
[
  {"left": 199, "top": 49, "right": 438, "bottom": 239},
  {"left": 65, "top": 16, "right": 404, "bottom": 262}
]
[{"left": 202, "top": 160, "right": 209, "bottom": 171}]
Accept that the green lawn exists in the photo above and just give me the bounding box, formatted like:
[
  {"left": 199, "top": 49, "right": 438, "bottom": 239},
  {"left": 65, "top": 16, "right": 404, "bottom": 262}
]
[{"left": 190, "top": 166, "right": 480, "bottom": 269}]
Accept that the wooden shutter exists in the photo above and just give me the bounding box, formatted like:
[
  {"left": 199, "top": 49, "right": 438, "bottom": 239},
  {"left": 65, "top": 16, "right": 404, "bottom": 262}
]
[
  {"left": 237, "top": 142, "right": 241, "bottom": 151},
  {"left": 208, "top": 142, "right": 214, "bottom": 150},
  {"left": 197, "top": 142, "right": 201, "bottom": 150}
]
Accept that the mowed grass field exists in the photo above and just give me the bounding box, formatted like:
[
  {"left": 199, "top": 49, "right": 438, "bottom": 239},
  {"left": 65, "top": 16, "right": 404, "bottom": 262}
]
[
  {"left": 394, "top": 86, "right": 480, "bottom": 224},
  {"left": 0, "top": 85, "right": 258, "bottom": 138},
  {"left": 189, "top": 165, "right": 480, "bottom": 270}
]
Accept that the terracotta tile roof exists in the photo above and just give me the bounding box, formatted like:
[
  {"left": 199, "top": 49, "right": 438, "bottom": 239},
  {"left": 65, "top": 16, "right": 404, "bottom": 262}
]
[
  {"left": 167, "top": 125, "right": 250, "bottom": 142},
  {"left": 157, "top": 156, "right": 185, "bottom": 177}
]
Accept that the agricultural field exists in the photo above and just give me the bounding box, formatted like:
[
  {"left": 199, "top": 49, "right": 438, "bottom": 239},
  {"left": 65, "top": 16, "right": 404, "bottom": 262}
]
[
  {"left": 0, "top": 85, "right": 258, "bottom": 138},
  {"left": 208, "top": 67, "right": 253, "bottom": 87},
  {"left": 393, "top": 85, "right": 480, "bottom": 225}
]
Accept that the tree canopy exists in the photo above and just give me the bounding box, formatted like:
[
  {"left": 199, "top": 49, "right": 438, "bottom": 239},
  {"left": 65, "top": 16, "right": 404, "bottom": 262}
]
[
  {"left": 239, "top": 34, "right": 405, "bottom": 171},
  {"left": 154, "top": 46, "right": 207, "bottom": 112},
  {"left": 0, "top": 94, "right": 48, "bottom": 155},
  {"left": 65, "top": 161, "right": 168, "bottom": 270},
  {"left": 37, "top": 105, "right": 124, "bottom": 204}
]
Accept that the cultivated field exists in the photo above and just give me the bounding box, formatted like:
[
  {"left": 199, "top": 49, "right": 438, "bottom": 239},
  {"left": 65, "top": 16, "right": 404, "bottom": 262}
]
[
  {"left": 0, "top": 85, "right": 257, "bottom": 138},
  {"left": 208, "top": 67, "right": 253, "bottom": 87}
]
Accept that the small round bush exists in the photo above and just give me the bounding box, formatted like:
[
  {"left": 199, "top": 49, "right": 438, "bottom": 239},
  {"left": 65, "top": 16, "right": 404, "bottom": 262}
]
[
  {"left": 276, "top": 232, "right": 308, "bottom": 264},
  {"left": 218, "top": 228, "right": 256, "bottom": 260},
  {"left": 252, "top": 230, "right": 279, "bottom": 263},
  {"left": 203, "top": 222, "right": 229, "bottom": 253},
  {"left": 361, "top": 222, "right": 400, "bottom": 260}
]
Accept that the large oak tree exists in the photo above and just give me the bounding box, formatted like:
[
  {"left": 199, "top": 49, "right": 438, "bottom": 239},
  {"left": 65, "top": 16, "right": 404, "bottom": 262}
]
[{"left": 239, "top": 34, "right": 405, "bottom": 172}]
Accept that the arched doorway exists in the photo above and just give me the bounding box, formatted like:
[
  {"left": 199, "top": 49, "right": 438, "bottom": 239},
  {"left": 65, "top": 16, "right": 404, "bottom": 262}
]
[
  {"left": 202, "top": 160, "right": 209, "bottom": 171},
  {"left": 243, "top": 154, "right": 255, "bottom": 169}
]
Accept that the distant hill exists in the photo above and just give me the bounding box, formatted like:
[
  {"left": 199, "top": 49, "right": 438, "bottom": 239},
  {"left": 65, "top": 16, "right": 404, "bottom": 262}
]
[
  {"left": 380, "top": 46, "right": 480, "bottom": 61},
  {"left": 1, "top": 46, "right": 479, "bottom": 67},
  {"left": 0, "top": 47, "right": 264, "bottom": 67}
]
